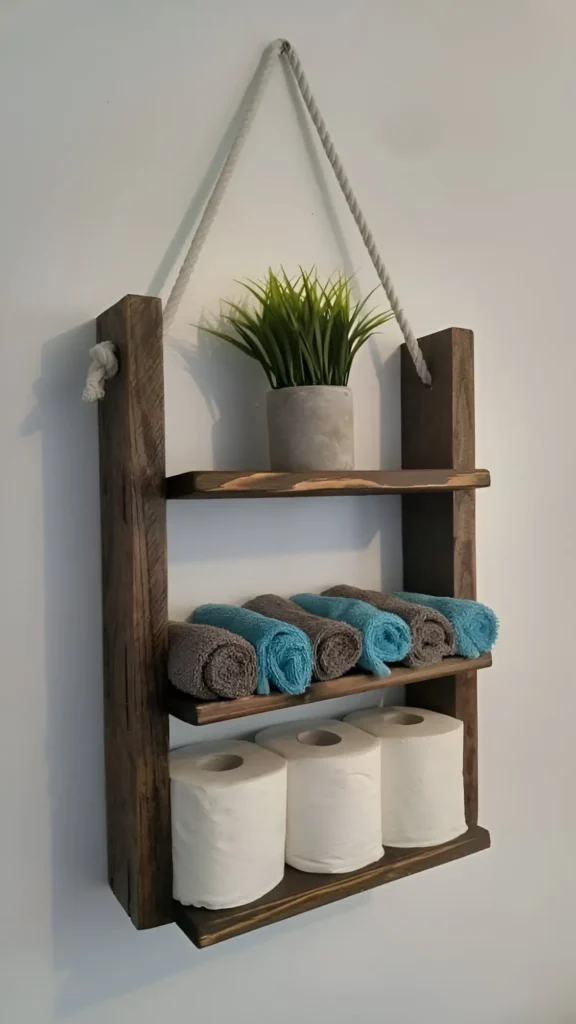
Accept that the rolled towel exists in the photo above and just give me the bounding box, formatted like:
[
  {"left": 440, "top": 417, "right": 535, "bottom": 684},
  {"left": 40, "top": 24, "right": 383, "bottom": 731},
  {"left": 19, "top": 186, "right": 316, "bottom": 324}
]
[
  {"left": 191, "top": 604, "right": 313, "bottom": 696},
  {"left": 244, "top": 594, "right": 362, "bottom": 681},
  {"left": 168, "top": 622, "right": 257, "bottom": 701},
  {"left": 322, "top": 585, "right": 455, "bottom": 668},
  {"left": 291, "top": 593, "right": 411, "bottom": 677},
  {"left": 395, "top": 592, "right": 498, "bottom": 659}
]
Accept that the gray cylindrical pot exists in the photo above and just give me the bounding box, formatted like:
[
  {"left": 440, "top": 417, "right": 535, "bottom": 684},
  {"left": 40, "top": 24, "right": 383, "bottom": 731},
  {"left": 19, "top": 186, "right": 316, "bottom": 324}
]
[{"left": 266, "top": 386, "right": 354, "bottom": 471}]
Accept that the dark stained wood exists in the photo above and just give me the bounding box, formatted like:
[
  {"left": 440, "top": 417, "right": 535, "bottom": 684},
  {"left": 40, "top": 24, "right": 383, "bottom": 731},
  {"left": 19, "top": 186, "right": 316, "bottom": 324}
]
[
  {"left": 97, "top": 294, "right": 172, "bottom": 929},
  {"left": 166, "top": 467, "right": 490, "bottom": 499},
  {"left": 94, "top": 305, "right": 490, "bottom": 943},
  {"left": 401, "top": 328, "right": 475, "bottom": 470},
  {"left": 401, "top": 327, "right": 480, "bottom": 825},
  {"left": 174, "top": 825, "right": 491, "bottom": 948},
  {"left": 166, "top": 653, "right": 492, "bottom": 726}
]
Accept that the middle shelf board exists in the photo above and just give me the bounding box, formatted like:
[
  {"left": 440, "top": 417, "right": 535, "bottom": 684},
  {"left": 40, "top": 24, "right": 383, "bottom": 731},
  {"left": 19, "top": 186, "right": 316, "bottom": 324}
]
[
  {"left": 166, "top": 653, "right": 492, "bottom": 725},
  {"left": 166, "top": 468, "right": 490, "bottom": 500}
]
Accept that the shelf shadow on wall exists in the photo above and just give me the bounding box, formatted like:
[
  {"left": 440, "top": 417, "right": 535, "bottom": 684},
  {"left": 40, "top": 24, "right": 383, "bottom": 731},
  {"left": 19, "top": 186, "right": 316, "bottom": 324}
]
[
  {"left": 170, "top": 329, "right": 270, "bottom": 472},
  {"left": 22, "top": 324, "right": 195, "bottom": 1017},
  {"left": 166, "top": 335, "right": 403, "bottom": 613},
  {"left": 24, "top": 322, "right": 388, "bottom": 1017},
  {"left": 23, "top": 38, "right": 406, "bottom": 1005}
]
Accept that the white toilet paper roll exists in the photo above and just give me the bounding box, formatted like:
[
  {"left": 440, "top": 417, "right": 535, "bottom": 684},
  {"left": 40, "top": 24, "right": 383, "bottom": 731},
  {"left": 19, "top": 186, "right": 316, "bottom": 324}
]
[
  {"left": 170, "top": 739, "right": 287, "bottom": 909},
  {"left": 345, "top": 706, "right": 466, "bottom": 848},
  {"left": 256, "top": 719, "right": 383, "bottom": 873}
]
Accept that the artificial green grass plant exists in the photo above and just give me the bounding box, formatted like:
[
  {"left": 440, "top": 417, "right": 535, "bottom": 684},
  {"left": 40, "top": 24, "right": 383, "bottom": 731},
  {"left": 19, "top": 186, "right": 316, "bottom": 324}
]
[{"left": 202, "top": 268, "right": 395, "bottom": 388}]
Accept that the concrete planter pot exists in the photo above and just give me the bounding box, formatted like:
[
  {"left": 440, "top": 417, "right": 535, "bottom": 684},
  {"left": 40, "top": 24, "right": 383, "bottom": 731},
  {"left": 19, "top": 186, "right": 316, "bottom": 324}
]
[{"left": 267, "top": 386, "right": 354, "bottom": 471}]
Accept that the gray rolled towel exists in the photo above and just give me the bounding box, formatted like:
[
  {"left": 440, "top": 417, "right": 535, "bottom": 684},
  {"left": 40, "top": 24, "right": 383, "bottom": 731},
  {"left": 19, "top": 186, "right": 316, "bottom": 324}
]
[
  {"left": 168, "top": 622, "right": 257, "bottom": 700},
  {"left": 322, "top": 585, "right": 456, "bottom": 668},
  {"left": 243, "top": 594, "right": 362, "bottom": 681}
]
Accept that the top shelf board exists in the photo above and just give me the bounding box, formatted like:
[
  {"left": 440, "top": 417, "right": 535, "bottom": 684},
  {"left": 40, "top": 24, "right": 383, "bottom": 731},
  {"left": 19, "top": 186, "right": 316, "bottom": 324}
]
[{"left": 166, "top": 468, "right": 490, "bottom": 500}]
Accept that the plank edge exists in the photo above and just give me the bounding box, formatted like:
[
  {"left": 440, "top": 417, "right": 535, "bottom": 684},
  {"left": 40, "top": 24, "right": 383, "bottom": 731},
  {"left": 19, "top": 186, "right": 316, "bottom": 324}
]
[
  {"left": 167, "top": 654, "right": 492, "bottom": 726},
  {"left": 166, "top": 468, "right": 491, "bottom": 500}
]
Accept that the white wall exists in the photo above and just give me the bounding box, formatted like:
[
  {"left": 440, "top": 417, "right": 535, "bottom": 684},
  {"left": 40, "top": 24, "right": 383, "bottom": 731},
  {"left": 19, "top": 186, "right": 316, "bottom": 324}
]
[{"left": 2, "top": 1, "right": 576, "bottom": 1021}]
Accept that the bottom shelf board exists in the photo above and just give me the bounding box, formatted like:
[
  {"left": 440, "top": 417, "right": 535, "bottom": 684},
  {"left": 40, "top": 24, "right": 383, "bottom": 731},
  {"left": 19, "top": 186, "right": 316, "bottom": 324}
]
[
  {"left": 167, "top": 653, "right": 492, "bottom": 725},
  {"left": 174, "top": 824, "right": 490, "bottom": 948}
]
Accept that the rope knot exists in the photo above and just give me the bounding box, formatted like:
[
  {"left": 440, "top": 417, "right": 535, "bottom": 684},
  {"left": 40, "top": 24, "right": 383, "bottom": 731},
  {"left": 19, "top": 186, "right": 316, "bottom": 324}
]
[{"left": 82, "top": 340, "right": 118, "bottom": 402}]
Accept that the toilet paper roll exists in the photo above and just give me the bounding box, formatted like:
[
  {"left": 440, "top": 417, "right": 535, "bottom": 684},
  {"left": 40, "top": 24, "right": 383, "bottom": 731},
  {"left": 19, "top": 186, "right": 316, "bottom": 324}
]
[
  {"left": 256, "top": 719, "right": 383, "bottom": 873},
  {"left": 170, "top": 739, "right": 287, "bottom": 909},
  {"left": 345, "top": 706, "right": 466, "bottom": 848}
]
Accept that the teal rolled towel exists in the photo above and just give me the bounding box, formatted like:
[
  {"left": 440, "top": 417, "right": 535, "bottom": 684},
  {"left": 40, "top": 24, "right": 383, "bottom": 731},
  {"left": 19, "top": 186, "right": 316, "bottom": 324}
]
[
  {"left": 191, "top": 605, "right": 313, "bottom": 696},
  {"left": 394, "top": 593, "right": 498, "bottom": 659},
  {"left": 291, "top": 594, "right": 411, "bottom": 677}
]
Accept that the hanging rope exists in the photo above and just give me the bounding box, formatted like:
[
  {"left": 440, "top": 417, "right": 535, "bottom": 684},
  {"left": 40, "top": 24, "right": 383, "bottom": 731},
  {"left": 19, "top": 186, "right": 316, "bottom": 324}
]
[
  {"left": 83, "top": 38, "right": 430, "bottom": 401},
  {"left": 279, "top": 41, "right": 430, "bottom": 385},
  {"left": 163, "top": 41, "right": 282, "bottom": 333}
]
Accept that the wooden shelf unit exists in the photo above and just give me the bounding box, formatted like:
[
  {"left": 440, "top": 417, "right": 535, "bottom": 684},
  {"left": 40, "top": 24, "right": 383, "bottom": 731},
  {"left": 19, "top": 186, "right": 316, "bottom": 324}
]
[{"left": 95, "top": 296, "right": 491, "bottom": 945}]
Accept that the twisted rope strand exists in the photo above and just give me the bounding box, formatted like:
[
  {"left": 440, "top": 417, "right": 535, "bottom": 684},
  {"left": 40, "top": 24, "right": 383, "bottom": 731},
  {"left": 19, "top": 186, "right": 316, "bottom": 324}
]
[
  {"left": 162, "top": 41, "right": 281, "bottom": 332},
  {"left": 279, "top": 40, "right": 430, "bottom": 384}
]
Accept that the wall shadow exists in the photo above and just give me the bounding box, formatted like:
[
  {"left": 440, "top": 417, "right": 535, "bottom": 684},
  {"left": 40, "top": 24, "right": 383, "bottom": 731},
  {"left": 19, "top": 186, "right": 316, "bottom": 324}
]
[
  {"left": 170, "top": 329, "right": 270, "bottom": 471},
  {"left": 166, "top": 330, "right": 397, "bottom": 578},
  {"left": 23, "top": 324, "right": 195, "bottom": 1017},
  {"left": 23, "top": 43, "right": 405, "bottom": 1012},
  {"left": 370, "top": 338, "right": 402, "bottom": 469},
  {"left": 23, "top": 320, "right": 403, "bottom": 1017},
  {"left": 25, "top": 323, "right": 385, "bottom": 1017}
]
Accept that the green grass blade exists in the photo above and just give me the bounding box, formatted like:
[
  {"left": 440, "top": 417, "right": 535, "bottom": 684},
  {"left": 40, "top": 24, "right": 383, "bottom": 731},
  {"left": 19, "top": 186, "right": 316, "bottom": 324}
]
[{"left": 201, "top": 268, "right": 395, "bottom": 389}]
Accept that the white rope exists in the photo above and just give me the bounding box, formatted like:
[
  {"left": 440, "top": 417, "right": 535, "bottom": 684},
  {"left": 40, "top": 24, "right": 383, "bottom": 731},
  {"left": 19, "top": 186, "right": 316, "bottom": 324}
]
[
  {"left": 162, "top": 41, "right": 281, "bottom": 332},
  {"left": 82, "top": 340, "right": 118, "bottom": 402},
  {"left": 279, "top": 41, "right": 430, "bottom": 385},
  {"left": 84, "top": 38, "right": 430, "bottom": 400}
]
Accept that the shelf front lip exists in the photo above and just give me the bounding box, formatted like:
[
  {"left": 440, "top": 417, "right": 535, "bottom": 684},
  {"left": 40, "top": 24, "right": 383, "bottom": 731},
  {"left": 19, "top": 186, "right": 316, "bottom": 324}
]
[
  {"left": 174, "top": 824, "right": 491, "bottom": 948},
  {"left": 165, "top": 468, "right": 490, "bottom": 499},
  {"left": 166, "top": 653, "right": 491, "bottom": 725}
]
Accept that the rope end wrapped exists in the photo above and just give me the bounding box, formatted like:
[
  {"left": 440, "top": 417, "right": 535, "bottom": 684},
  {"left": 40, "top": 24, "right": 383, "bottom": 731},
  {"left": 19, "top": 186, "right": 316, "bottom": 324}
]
[{"left": 82, "top": 340, "right": 118, "bottom": 402}]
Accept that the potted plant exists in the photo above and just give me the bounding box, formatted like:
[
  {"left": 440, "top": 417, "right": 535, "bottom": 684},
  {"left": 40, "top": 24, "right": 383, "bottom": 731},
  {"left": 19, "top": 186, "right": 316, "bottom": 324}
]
[{"left": 203, "top": 268, "right": 394, "bottom": 471}]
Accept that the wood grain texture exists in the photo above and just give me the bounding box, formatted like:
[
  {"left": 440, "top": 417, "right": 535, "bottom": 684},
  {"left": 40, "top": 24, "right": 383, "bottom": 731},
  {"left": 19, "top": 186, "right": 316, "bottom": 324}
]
[
  {"left": 97, "top": 294, "right": 172, "bottom": 929},
  {"left": 166, "top": 654, "right": 492, "bottom": 726},
  {"left": 166, "top": 468, "right": 490, "bottom": 499},
  {"left": 401, "top": 327, "right": 480, "bottom": 825},
  {"left": 174, "top": 825, "right": 490, "bottom": 948}
]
